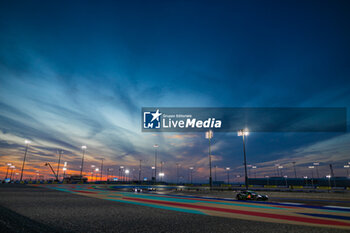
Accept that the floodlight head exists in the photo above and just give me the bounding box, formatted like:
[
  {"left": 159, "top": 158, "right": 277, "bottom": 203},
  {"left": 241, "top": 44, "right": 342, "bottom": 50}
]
[
  {"left": 237, "top": 129, "right": 249, "bottom": 136},
  {"left": 205, "top": 130, "right": 213, "bottom": 139}
]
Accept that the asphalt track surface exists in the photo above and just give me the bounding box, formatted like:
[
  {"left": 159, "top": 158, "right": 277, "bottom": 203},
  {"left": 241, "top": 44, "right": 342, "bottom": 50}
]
[
  {"left": 171, "top": 190, "right": 350, "bottom": 207},
  {"left": 0, "top": 184, "right": 349, "bottom": 233}
]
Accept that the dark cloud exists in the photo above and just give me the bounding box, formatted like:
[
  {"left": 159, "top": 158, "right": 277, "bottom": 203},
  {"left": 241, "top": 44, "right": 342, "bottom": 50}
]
[{"left": 1, "top": 0, "right": 350, "bottom": 181}]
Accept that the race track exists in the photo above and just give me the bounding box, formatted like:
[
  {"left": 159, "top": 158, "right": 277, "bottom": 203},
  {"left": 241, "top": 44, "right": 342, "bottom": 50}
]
[{"left": 42, "top": 184, "right": 350, "bottom": 230}]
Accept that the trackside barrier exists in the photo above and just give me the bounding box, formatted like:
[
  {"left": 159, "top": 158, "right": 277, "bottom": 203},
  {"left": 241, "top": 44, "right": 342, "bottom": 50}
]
[{"left": 264, "top": 185, "right": 277, "bottom": 188}]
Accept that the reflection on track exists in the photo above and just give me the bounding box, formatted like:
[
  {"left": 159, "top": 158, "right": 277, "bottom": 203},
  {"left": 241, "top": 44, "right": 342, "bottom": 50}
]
[{"left": 36, "top": 185, "right": 350, "bottom": 230}]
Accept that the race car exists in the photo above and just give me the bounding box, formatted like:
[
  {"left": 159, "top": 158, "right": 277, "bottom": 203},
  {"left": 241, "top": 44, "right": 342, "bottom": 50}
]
[
  {"left": 131, "top": 187, "right": 143, "bottom": 193},
  {"left": 236, "top": 190, "right": 268, "bottom": 201}
]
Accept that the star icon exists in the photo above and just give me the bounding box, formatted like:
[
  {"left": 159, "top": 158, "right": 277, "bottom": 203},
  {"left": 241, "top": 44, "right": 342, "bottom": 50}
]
[{"left": 151, "top": 109, "right": 162, "bottom": 122}]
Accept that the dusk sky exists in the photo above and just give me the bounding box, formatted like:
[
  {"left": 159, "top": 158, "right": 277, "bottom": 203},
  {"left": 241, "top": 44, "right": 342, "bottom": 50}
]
[{"left": 0, "top": 0, "right": 349, "bottom": 182}]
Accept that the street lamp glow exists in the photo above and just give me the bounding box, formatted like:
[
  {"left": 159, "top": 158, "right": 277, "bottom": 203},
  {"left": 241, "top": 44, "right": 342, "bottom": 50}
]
[
  {"left": 159, "top": 172, "right": 164, "bottom": 177},
  {"left": 326, "top": 175, "right": 331, "bottom": 178},
  {"left": 125, "top": 169, "right": 129, "bottom": 174},
  {"left": 95, "top": 168, "right": 99, "bottom": 172},
  {"left": 153, "top": 144, "right": 159, "bottom": 148},
  {"left": 344, "top": 165, "right": 350, "bottom": 168},
  {"left": 308, "top": 166, "right": 315, "bottom": 169},
  {"left": 81, "top": 145, "right": 87, "bottom": 150},
  {"left": 25, "top": 140, "right": 31, "bottom": 144},
  {"left": 252, "top": 166, "right": 257, "bottom": 169},
  {"left": 226, "top": 167, "right": 230, "bottom": 170},
  {"left": 313, "top": 162, "right": 319, "bottom": 166},
  {"left": 278, "top": 166, "right": 283, "bottom": 169},
  {"left": 63, "top": 167, "right": 67, "bottom": 171}
]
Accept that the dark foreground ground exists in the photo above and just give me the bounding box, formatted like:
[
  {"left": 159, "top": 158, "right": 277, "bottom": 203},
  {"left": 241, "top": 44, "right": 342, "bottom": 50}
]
[{"left": 0, "top": 184, "right": 348, "bottom": 233}]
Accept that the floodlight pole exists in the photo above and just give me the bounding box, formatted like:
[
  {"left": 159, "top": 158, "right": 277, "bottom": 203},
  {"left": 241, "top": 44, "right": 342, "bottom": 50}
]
[
  {"left": 238, "top": 129, "right": 249, "bottom": 190},
  {"left": 176, "top": 163, "right": 180, "bottom": 184},
  {"left": 292, "top": 162, "right": 297, "bottom": 178},
  {"left": 20, "top": 141, "right": 30, "bottom": 182},
  {"left": 154, "top": 144, "right": 159, "bottom": 184},
  {"left": 100, "top": 158, "right": 104, "bottom": 181},
  {"left": 206, "top": 130, "right": 213, "bottom": 189},
  {"left": 80, "top": 146, "right": 87, "bottom": 182},
  {"left": 139, "top": 160, "right": 142, "bottom": 182},
  {"left": 243, "top": 133, "right": 248, "bottom": 189},
  {"left": 56, "top": 150, "right": 62, "bottom": 181}
]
